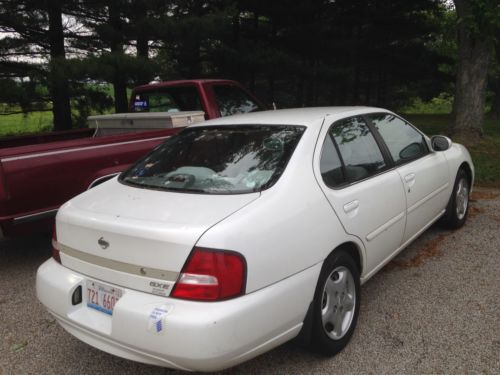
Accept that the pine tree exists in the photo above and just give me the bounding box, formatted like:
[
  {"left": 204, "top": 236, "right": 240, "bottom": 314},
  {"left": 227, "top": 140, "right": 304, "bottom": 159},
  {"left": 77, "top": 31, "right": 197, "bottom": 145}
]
[{"left": 0, "top": 0, "right": 73, "bottom": 130}]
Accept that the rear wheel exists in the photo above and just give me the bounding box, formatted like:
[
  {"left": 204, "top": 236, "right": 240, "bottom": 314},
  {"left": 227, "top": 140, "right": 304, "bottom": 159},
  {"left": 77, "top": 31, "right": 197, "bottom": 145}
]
[
  {"left": 310, "top": 250, "right": 360, "bottom": 356},
  {"left": 440, "top": 169, "right": 470, "bottom": 229}
]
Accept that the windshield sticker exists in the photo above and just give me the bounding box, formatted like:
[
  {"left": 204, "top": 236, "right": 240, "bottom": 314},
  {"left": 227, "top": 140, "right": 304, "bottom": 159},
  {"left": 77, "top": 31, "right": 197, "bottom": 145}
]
[
  {"left": 148, "top": 305, "right": 173, "bottom": 334},
  {"left": 134, "top": 100, "right": 148, "bottom": 109}
]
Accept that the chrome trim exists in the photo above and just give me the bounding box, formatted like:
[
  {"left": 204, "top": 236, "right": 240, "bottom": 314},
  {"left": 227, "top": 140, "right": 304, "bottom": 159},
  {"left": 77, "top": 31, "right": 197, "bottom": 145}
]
[
  {"left": 1, "top": 136, "right": 168, "bottom": 163},
  {"left": 13, "top": 208, "right": 59, "bottom": 225},
  {"left": 59, "top": 244, "right": 179, "bottom": 282}
]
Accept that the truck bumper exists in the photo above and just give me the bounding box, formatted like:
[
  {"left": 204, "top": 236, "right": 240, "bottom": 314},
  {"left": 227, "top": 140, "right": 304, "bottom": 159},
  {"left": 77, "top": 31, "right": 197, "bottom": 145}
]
[{"left": 0, "top": 209, "right": 56, "bottom": 237}]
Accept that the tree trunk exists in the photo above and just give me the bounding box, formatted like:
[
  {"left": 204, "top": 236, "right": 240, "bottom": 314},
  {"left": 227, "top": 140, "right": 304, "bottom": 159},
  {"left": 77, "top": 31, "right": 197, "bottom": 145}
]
[
  {"left": 109, "top": 2, "right": 129, "bottom": 113},
  {"left": 490, "top": 87, "right": 500, "bottom": 119},
  {"left": 137, "top": 37, "right": 149, "bottom": 60},
  {"left": 47, "top": 0, "right": 72, "bottom": 131},
  {"left": 135, "top": 5, "right": 150, "bottom": 85},
  {"left": 296, "top": 75, "right": 304, "bottom": 107},
  {"left": 231, "top": 7, "right": 241, "bottom": 81},
  {"left": 488, "top": 41, "right": 500, "bottom": 119},
  {"left": 451, "top": 0, "right": 493, "bottom": 142}
]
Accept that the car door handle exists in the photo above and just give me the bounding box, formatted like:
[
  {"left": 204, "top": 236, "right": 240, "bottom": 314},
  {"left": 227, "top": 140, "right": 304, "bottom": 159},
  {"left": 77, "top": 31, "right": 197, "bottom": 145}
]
[
  {"left": 343, "top": 200, "right": 359, "bottom": 213},
  {"left": 404, "top": 173, "right": 415, "bottom": 183}
]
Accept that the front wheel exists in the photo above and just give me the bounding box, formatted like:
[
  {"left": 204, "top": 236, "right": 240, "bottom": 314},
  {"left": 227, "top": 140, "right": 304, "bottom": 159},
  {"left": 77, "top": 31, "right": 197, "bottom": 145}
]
[
  {"left": 310, "top": 250, "right": 360, "bottom": 356},
  {"left": 440, "top": 169, "right": 470, "bottom": 229}
]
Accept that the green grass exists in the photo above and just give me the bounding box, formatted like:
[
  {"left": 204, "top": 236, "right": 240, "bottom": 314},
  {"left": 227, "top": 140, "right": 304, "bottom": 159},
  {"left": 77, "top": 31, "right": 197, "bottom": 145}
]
[
  {"left": 0, "top": 112, "right": 54, "bottom": 137},
  {"left": 404, "top": 114, "right": 500, "bottom": 187}
]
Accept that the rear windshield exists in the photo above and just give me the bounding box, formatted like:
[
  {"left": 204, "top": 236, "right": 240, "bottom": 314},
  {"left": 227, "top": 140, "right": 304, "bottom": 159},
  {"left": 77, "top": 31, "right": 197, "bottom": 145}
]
[
  {"left": 131, "top": 86, "right": 203, "bottom": 113},
  {"left": 120, "top": 125, "right": 306, "bottom": 194}
]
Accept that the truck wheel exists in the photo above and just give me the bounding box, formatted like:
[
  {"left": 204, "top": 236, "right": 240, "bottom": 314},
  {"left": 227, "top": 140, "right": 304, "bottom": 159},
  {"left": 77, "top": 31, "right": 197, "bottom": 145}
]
[
  {"left": 310, "top": 249, "right": 360, "bottom": 356},
  {"left": 440, "top": 169, "right": 470, "bottom": 229}
]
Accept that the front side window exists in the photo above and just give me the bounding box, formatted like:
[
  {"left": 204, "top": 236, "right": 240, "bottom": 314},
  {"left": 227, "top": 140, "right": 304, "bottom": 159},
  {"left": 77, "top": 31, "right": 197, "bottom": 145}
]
[
  {"left": 369, "top": 113, "right": 427, "bottom": 164},
  {"left": 212, "top": 85, "right": 262, "bottom": 117},
  {"left": 120, "top": 125, "right": 305, "bottom": 194}
]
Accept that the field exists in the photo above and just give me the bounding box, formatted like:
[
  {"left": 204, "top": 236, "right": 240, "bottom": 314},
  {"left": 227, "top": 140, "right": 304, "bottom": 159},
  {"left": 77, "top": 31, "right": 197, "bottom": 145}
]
[
  {"left": 0, "top": 111, "right": 53, "bottom": 136},
  {"left": 1, "top": 111, "right": 499, "bottom": 186}
]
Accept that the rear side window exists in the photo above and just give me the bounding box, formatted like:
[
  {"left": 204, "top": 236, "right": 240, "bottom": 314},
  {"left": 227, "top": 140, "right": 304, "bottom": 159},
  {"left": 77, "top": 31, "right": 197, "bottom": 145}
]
[
  {"left": 369, "top": 113, "right": 427, "bottom": 164},
  {"left": 132, "top": 86, "right": 203, "bottom": 113},
  {"left": 320, "top": 117, "right": 386, "bottom": 187},
  {"left": 320, "top": 134, "right": 344, "bottom": 187},
  {"left": 212, "top": 85, "right": 261, "bottom": 117}
]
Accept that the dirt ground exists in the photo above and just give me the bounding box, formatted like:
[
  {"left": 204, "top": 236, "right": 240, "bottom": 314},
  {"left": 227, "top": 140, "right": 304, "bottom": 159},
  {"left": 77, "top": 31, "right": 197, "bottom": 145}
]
[{"left": 0, "top": 187, "right": 499, "bottom": 374}]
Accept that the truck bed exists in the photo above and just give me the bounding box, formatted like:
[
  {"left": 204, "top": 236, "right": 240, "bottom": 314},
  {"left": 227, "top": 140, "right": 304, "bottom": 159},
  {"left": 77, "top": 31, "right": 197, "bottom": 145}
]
[
  {"left": 0, "top": 127, "right": 182, "bottom": 237},
  {"left": 0, "top": 128, "right": 95, "bottom": 150}
]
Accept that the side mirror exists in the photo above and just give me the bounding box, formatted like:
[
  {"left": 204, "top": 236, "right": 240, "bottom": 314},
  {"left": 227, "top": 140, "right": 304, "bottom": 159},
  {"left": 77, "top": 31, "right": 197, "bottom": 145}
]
[{"left": 431, "top": 135, "right": 452, "bottom": 152}]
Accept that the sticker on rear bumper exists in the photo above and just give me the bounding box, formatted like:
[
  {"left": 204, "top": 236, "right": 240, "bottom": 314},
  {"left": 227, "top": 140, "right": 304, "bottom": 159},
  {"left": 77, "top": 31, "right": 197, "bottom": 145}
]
[{"left": 148, "top": 305, "right": 173, "bottom": 334}]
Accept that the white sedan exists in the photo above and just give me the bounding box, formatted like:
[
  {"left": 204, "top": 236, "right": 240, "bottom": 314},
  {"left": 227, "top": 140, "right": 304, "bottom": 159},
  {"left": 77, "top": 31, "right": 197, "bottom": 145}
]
[{"left": 36, "top": 107, "right": 473, "bottom": 371}]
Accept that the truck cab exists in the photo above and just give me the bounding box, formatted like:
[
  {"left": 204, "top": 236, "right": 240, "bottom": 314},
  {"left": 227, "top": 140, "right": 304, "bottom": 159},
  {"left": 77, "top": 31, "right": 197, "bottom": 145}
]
[{"left": 130, "top": 79, "right": 265, "bottom": 120}]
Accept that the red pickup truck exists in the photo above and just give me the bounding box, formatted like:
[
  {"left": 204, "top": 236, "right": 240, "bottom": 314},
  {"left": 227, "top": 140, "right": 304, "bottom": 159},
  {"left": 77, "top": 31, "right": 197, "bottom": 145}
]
[{"left": 0, "top": 79, "right": 264, "bottom": 237}]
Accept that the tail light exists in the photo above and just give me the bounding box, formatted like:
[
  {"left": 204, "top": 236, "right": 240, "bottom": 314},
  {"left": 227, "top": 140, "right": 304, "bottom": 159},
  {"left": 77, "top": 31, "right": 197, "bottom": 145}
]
[
  {"left": 171, "top": 247, "right": 246, "bottom": 301},
  {"left": 52, "top": 225, "right": 61, "bottom": 263},
  {"left": 0, "top": 161, "right": 9, "bottom": 200}
]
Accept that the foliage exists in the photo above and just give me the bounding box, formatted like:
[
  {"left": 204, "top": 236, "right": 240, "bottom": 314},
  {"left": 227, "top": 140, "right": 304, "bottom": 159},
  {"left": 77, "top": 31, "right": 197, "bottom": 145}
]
[
  {"left": 0, "top": 0, "right": 451, "bottom": 128},
  {"left": 0, "top": 0, "right": 498, "bottom": 135},
  {"left": 457, "top": 0, "right": 500, "bottom": 36},
  {"left": 400, "top": 93, "right": 454, "bottom": 114}
]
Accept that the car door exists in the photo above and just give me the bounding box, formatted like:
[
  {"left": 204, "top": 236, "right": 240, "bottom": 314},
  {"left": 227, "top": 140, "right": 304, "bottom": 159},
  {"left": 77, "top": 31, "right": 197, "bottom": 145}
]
[
  {"left": 367, "top": 113, "right": 450, "bottom": 244},
  {"left": 316, "top": 115, "right": 407, "bottom": 275}
]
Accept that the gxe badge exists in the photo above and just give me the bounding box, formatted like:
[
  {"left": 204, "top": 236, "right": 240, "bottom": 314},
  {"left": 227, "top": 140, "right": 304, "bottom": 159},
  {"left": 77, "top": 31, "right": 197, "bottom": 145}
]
[{"left": 98, "top": 237, "right": 109, "bottom": 249}]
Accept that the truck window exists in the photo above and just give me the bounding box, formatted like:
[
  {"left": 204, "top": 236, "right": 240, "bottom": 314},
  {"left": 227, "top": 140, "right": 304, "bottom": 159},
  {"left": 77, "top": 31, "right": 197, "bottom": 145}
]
[
  {"left": 212, "top": 85, "right": 261, "bottom": 117},
  {"left": 132, "top": 86, "right": 203, "bottom": 113}
]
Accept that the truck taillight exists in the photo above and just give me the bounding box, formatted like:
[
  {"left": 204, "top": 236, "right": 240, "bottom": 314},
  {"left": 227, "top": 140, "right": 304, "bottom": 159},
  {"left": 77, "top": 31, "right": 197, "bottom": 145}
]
[
  {"left": 171, "top": 248, "right": 246, "bottom": 301},
  {"left": 52, "top": 225, "right": 61, "bottom": 263},
  {"left": 0, "top": 161, "right": 8, "bottom": 200}
]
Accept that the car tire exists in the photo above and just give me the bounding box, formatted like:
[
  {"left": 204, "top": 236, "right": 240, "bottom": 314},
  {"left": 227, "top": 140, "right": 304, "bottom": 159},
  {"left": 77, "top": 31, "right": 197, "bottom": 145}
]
[
  {"left": 310, "top": 249, "right": 360, "bottom": 356},
  {"left": 440, "top": 168, "right": 470, "bottom": 229}
]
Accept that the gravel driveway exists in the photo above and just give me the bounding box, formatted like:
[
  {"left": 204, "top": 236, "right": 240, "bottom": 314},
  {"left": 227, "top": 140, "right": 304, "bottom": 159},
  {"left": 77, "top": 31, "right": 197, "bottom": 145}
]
[{"left": 1, "top": 188, "right": 499, "bottom": 375}]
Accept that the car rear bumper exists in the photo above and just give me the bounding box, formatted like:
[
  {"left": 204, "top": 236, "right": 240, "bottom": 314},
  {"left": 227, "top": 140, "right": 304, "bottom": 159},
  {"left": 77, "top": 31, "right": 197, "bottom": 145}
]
[{"left": 36, "top": 258, "right": 319, "bottom": 371}]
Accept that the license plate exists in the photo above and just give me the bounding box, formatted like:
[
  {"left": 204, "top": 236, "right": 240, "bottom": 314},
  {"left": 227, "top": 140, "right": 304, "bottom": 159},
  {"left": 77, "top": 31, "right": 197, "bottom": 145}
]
[{"left": 86, "top": 280, "right": 122, "bottom": 315}]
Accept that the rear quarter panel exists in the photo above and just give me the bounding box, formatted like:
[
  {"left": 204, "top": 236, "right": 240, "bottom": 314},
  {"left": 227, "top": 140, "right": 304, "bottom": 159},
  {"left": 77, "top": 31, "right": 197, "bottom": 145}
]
[{"left": 196, "top": 119, "right": 364, "bottom": 293}]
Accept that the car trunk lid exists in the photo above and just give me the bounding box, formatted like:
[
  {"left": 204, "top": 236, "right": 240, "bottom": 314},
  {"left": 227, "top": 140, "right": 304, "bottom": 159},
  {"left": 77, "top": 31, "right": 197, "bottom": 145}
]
[{"left": 56, "top": 179, "right": 259, "bottom": 296}]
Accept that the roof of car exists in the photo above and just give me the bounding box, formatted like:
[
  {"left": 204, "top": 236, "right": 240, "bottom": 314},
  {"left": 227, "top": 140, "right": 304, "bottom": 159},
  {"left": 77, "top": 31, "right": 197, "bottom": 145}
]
[{"left": 194, "top": 107, "right": 391, "bottom": 128}]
